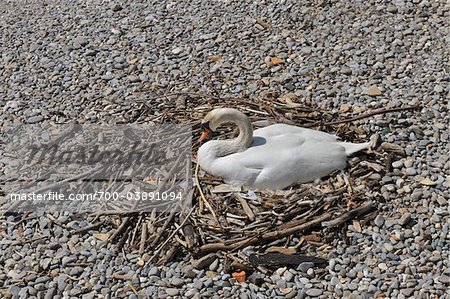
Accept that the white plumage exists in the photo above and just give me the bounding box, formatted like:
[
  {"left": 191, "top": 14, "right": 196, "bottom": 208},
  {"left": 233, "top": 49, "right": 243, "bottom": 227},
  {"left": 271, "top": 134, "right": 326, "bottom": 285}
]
[{"left": 197, "top": 108, "right": 372, "bottom": 190}]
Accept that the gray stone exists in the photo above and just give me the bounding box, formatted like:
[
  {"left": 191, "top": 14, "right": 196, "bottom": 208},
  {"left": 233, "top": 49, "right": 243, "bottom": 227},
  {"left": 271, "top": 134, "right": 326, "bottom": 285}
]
[
  {"left": 330, "top": 276, "right": 339, "bottom": 286},
  {"left": 165, "top": 288, "right": 179, "bottom": 296},
  {"left": 171, "top": 47, "right": 184, "bottom": 55},
  {"left": 209, "top": 258, "right": 219, "bottom": 271},
  {"left": 438, "top": 275, "right": 450, "bottom": 284},
  {"left": 26, "top": 115, "right": 44, "bottom": 123},
  {"left": 405, "top": 167, "right": 417, "bottom": 176},
  {"left": 387, "top": 5, "right": 398, "bottom": 13},
  {"left": 306, "top": 288, "right": 323, "bottom": 296},
  {"left": 111, "top": 4, "right": 122, "bottom": 12},
  {"left": 434, "top": 85, "right": 444, "bottom": 93},
  {"left": 185, "top": 288, "right": 199, "bottom": 298},
  {"left": 374, "top": 215, "right": 385, "bottom": 227},
  {"left": 401, "top": 288, "right": 415, "bottom": 297},
  {"left": 298, "top": 262, "right": 315, "bottom": 273},
  {"left": 128, "top": 75, "right": 141, "bottom": 83}
]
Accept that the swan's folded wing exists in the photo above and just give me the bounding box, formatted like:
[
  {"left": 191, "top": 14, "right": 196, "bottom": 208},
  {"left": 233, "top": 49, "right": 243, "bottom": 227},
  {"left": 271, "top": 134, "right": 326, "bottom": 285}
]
[
  {"left": 254, "top": 124, "right": 338, "bottom": 142},
  {"left": 235, "top": 136, "right": 347, "bottom": 188},
  {"left": 231, "top": 132, "right": 307, "bottom": 170}
]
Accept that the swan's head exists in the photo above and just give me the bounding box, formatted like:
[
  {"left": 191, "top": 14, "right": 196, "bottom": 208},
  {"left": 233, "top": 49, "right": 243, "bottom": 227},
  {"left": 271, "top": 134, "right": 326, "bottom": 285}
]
[{"left": 199, "top": 108, "right": 247, "bottom": 142}]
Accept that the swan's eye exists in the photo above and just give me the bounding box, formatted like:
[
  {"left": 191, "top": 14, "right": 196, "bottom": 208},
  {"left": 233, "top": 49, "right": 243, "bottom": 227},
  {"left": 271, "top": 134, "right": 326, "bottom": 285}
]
[{"left": 201, "top": 121, "right": 212, "bottom": 131}]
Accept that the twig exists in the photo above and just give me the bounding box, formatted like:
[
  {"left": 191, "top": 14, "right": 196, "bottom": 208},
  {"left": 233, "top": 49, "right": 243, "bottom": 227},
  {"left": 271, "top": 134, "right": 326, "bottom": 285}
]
[
  {"left": 139, "top": 220, "right": 147, "bottom": 256},
  {"left": 321, "top": 201, "right": 376, "bottom": 227},
  {"left": 196, "top": 212, "right": 331, "bottom": 255},
  {"left": 149, "top": 209, "right": 175, "bottom": 249},
  {"left": 109, "top": 152, "right": 186, "bottom": 243},
  {"left": 73, "top": 221, "right": 105, "bottom": 235},
  {"left": 195, "top": 162, "right": 219, "bottom": 225},
  {"left": 180, "top": 189, "right": 197, "bottom": 249},
  {"left": 304, "top": 104, "right": 420, "bottom": 127},
  {"left": 147, "top": 206, "right": 195, "bottom": 264}
]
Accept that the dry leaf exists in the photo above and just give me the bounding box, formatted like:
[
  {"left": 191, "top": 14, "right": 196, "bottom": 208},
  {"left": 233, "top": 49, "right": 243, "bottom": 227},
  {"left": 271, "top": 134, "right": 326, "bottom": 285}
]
[
  {"left": 208, "top": 56, "right": 224, "bottom": 62},
  {"left": 340, "top": 104, "right": 351, "bottom": 113},
  {"left": 136, "top": 258, "right": 145, "bottom": 267},
  {"left": 391, "top": 231, "right": 400, "bottom": 241},
  {"left": 352, "top": 220, "right": 362, "bottom": 233},
  {"left": 93, "top": 233, "right": 110, "bottom": 241},
  {"left": 271, "top": 57, "right": 283, "bottom": 65},
  {"left": 367, "top": 86, "right": 382, "bottom": 96},
  {"left": 420, "top": 178, "right": 437, "bottom": 186}
]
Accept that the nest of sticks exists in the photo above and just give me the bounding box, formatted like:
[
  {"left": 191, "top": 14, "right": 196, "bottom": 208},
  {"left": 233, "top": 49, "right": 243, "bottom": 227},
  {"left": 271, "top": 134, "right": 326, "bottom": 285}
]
[{"left": 71, "top": 92, "right": 417, "bottom": 269}]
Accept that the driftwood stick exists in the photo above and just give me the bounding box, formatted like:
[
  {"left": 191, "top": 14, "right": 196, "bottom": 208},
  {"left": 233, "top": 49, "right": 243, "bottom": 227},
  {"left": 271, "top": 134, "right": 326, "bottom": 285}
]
[
  {"left": 304, "top": 104, "right": 420, "bottom": 127},
  {"left": 322, "top": 201, "right": 376, "bottom": 228},
  {"left": 195, "top": 162, "right": 219, "bottom": 224},
  {"left": 196, "top": 212, "right": 331, "bottom": 255},
  {"left": 109, "top": 215, "right": 134, "bottom": 242},
  {"left": 180, "top": 189, "right": 197, "bottom": 249},
  {"left": 149, "top": 209, "right": 175, "bottom": 249},
  {"left": 139, "top": 220, "right": 147, "bottom": 256},
  {"left": 147, "top": 206, "right": 195, "bottom": 264},
  {"left": 109, "top": 152, "right": 185, "bottom": 243},
  {"left": 73, "top": 221, "right": 105, "bottom": 235}
]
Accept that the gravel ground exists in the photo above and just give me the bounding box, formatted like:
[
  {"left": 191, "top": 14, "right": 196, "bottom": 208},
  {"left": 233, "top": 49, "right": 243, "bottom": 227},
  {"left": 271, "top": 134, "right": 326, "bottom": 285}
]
[{"left": 1, "top": 0, "right": 449, "bottom": 298}]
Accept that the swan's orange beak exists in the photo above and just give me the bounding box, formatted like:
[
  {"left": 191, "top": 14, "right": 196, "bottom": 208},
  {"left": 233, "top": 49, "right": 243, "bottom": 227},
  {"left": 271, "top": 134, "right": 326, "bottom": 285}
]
[{"left": 199, "top": 129, "right": 211, "bottom": 142}]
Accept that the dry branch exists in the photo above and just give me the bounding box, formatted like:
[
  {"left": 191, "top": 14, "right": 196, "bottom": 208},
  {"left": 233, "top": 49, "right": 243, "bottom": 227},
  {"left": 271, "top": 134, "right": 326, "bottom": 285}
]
[
  {"left": 196, "top": 213, "right": 331, "bottom": 255},
  {"left": 321, "top": 201, "right": 376, "bottom": 227}
]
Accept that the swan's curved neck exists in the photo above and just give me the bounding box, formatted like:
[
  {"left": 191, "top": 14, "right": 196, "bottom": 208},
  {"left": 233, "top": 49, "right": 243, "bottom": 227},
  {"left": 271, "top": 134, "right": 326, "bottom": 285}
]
[{"left": 213, "top": 111, "right": 253, "bottom": 157}]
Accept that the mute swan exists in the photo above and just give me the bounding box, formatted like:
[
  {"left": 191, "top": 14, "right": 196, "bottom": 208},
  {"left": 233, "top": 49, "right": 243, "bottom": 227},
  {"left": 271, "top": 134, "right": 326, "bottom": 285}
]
[{"left": 197, "top": 108, "right": 372, "bottom": 190}]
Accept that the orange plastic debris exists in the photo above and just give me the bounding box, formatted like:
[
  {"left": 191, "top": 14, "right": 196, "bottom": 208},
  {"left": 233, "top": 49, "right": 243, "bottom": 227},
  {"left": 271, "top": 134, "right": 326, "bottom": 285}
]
[{"left": 232, "top": 271, "right": 246, "bottom": 283}]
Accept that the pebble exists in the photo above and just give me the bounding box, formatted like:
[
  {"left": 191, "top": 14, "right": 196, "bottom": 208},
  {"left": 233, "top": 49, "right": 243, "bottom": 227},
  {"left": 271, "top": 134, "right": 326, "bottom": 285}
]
[
  {"left": 401, "top": 288, "right": 415, "bottom": 297},
  {"left": 306, "top": 288, "right": 323, "bottom": 296},
  {"left": 165, "top": 288, "right": 180, "bottom": 296},
  {"left": 128, "top": 75, "right": 141, "bottom": 83},
  {"left": 387, "top": 5, "right": 398, "bottom": 13},
  {"left": 367, "top": 86, "right": 382, "bottom": 96},
  {"left": 111, "top": 4, "right": 122, "bottom": 12},
  {"left": 434, "top": 85, "right": 443, "bottom": 93},
  {"left": 171, "top": 47, "right": 184, "bottom": 55},
  {"left": 392, "top": 161, "right": 403, "bottom": 168},
  {"left": 298, "top": 262, "right": 315, "bottom": 273},
  {"left": 374, "top": 215, "right": 385, "bottom": 227},
  {"left": 405, "top": 168, "right": 417, "bottom": 176},
  {"left": 26, "top": 115, "right": 44, "bottom": 123},
  {"left": 283, "top": 270, "right": 294, "bottom": 282},
  {"left": 438, "top": 275, "right": 450, "bottom": 284},
  {"left": 209, "top": 259, "right": 219, "bottom": 271}
]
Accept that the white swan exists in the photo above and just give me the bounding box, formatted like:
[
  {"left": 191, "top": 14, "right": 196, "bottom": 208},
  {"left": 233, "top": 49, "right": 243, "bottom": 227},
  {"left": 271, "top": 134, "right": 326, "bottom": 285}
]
[{"left": 197, "top": 108, "right": 372, "bottom": 190}]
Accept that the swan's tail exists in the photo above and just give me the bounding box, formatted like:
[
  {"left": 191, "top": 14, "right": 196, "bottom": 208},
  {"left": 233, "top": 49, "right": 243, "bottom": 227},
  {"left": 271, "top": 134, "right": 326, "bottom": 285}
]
[{"left": 341, "top": 134, "right": 378, "bottom": 156}]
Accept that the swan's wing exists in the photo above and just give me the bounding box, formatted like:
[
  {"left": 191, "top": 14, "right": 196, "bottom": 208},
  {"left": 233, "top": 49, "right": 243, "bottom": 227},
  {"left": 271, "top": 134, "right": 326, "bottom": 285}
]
[
  {"left": 254, "top": 124, "right": 338, "bottom": 142},
  {"left": 229, "top": 132, "right": 347, "bottom": 189},
  {"left": 230, "top": 132, "right": 307, "bottom": 169}
]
